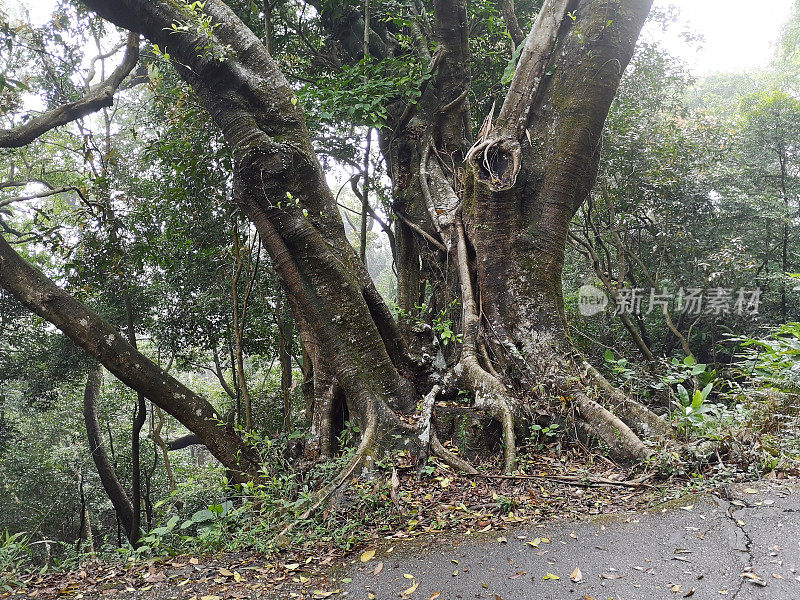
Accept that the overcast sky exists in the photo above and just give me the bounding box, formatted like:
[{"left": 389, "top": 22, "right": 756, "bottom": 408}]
[
  {"left": 9, "top": 0, "right": 797, "bottom": 75},
  {"left": 648, "top": 0, "right": 794, "bottom": 74}
]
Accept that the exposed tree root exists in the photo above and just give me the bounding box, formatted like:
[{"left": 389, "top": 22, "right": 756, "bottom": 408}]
[
  {"left": 454, "top": 215, "right": 518, "bottom": 473},
  {"left": 472, "top": 472, "right": 656, "bottom": 489},
  {"left": 577, "top": 357, "right": 673, "bottom": 440},
  {"left": 415, "top": 384, "right": 441, "bottom": 468},
  {"left": 430, "top": 429, "right": 478, "bottom": 475},
  {"left": 573, "top": 392, "right": 653, "bottom": 461}
]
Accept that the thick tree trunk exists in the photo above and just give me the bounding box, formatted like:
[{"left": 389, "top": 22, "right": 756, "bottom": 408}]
[
  {"left": 80, "top": 0, "right": 422, "bottom": 456},
  {"left": 460, "top": 0, "right": 669, "bottom": 455}
]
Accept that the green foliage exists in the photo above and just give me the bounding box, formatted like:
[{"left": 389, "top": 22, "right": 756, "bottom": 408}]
[
  {"left": 157, "top": 1, "right": 233, "bottom": 62},
  {"left": 432, "top": 311, "right": 461, "bottom": 347},
  {"left": 733, "top": 322, "right": 800, "bottom": 389},
  {"left": 528, "top": 422, "right": 561, "bottom": 451},
  {"left": 299, "top": 56, "right": 429, "bottom": 128},
  {"left": 0, "top": 531, "right": 32, "bottom": 590}
]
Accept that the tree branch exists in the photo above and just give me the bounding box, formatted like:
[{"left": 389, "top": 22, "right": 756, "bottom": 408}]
[
  {"left": 0, "top": 33, "right": 139, "bottom": 148},
  {"left": 497, "top": 0, "right": 525, "bottom": 48}
]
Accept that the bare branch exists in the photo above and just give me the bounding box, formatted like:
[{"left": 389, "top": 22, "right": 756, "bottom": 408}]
[
  {"left": 0, "top": 186, "right": 87, "bottom": 210},
  {"left": 497, "top": 0, "right": 525, "bottom": 48}
]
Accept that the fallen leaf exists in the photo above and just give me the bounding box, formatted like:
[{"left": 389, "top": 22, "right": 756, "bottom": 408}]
[
  {"left": 571, "top": 567, "right": 583, "bottom": 583},
  {"left": 285, "top": 563, "right": 300, "bottom": 571},
  {"left": 360, "top": 550, "right": 376, "bottom": 563},
  {"left": 741, "top": 572, "right": 767, "bottom": 587},
  {"left": 189, "top": 558, "right": 199, "bottom": 565},
  {"left": 429, "top": 593, "right": 442, "bottom": 600},
  {"left": 218, "top": 568, "right": 234, "bottom": 577},
  {"left": 743, "top": 488, "right": 758, "bottom": 494},
  {"left": 402, "top": 580, "right": 419, "bottom": 596},
  {"left": 403, "top": 573, "right": 415, "bottom": 579},
  {"left": 543, "top": 573, "right": 559, "bottom": 580},
  {"left": 373, "top": 562, "right": 383, "bottom": 576},
  {"left": 600, "top": 572, "right": 623, "bottom": 580}
]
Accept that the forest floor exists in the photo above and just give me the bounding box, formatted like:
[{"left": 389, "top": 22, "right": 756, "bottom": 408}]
[{"left": 3, "top": 453, "right": 799, "bottom": 600}]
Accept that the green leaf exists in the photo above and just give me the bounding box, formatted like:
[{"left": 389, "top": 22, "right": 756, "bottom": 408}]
[
  {"left": 502, "top": 36, "right": 527, "bottom": 85},
  {"left": 191, "top": 509, "right": 215, "bottom": 523},
  {"left": 691, "top": 390, "right": 703, "bottom": 410},
  {"left": 677, "top": 384, "right": 690, "bottom": 407}
]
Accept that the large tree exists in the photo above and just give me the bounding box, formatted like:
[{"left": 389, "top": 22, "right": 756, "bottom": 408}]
[{"left": 0, "top": 0, "right": 670, "bottom": 481}]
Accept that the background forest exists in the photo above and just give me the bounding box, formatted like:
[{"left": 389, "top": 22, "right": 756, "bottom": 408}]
[{"left": 1, "top": 0, "right": 800, "bottom": 582}]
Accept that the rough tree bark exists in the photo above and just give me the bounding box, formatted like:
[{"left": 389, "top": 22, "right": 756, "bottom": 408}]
[{"left": 3, "top": 0, "right": 673, "bottom": 485}]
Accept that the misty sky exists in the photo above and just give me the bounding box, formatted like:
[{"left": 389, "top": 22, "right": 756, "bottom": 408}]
[
  {"left": 649, "top": 0, "right": 794, "bottom": 74},
  {"left": 9, "top": 0, "right": 796, "bottom": 76}
]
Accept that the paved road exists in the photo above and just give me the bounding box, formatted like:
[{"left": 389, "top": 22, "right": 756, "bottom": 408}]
[{"left": 343, "top": 482, "right": 800, "bottom": 599}]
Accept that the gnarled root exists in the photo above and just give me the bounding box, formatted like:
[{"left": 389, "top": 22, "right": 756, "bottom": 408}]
[
  {"left": 577, "top": 357, "right": 673, "bottom": 441},
  {"left": 454, "top": 215, "right": 518, "bottom": 473},
  {"left": 430, "top": 429, "right": 478, "bottom": 474}
]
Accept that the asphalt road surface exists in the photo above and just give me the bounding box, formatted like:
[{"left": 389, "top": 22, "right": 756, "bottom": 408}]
[{"left": 343, "top": 482, "right": 800, "bottom": 600}]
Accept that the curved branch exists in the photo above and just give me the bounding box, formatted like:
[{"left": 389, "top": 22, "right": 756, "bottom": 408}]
[
  {"left": 497, "top": 0, "right": 525, "bottom": 48},
  {"left": 82, "top": 364, "right": 136, "bottom": 542},
  {"left": 0, "top": 186, "right": 87, "bottom": 210},
  {"left": 0, "top": 33, "right": 139, "bottom": 148}
]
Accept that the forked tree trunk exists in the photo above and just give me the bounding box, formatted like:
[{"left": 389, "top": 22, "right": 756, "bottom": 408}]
[
  {"left": 2, "top": 0, "right": 673, "bottom": 486},
  {"left": 459, "top": 0, "right": 671, "bottom": 454}
]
